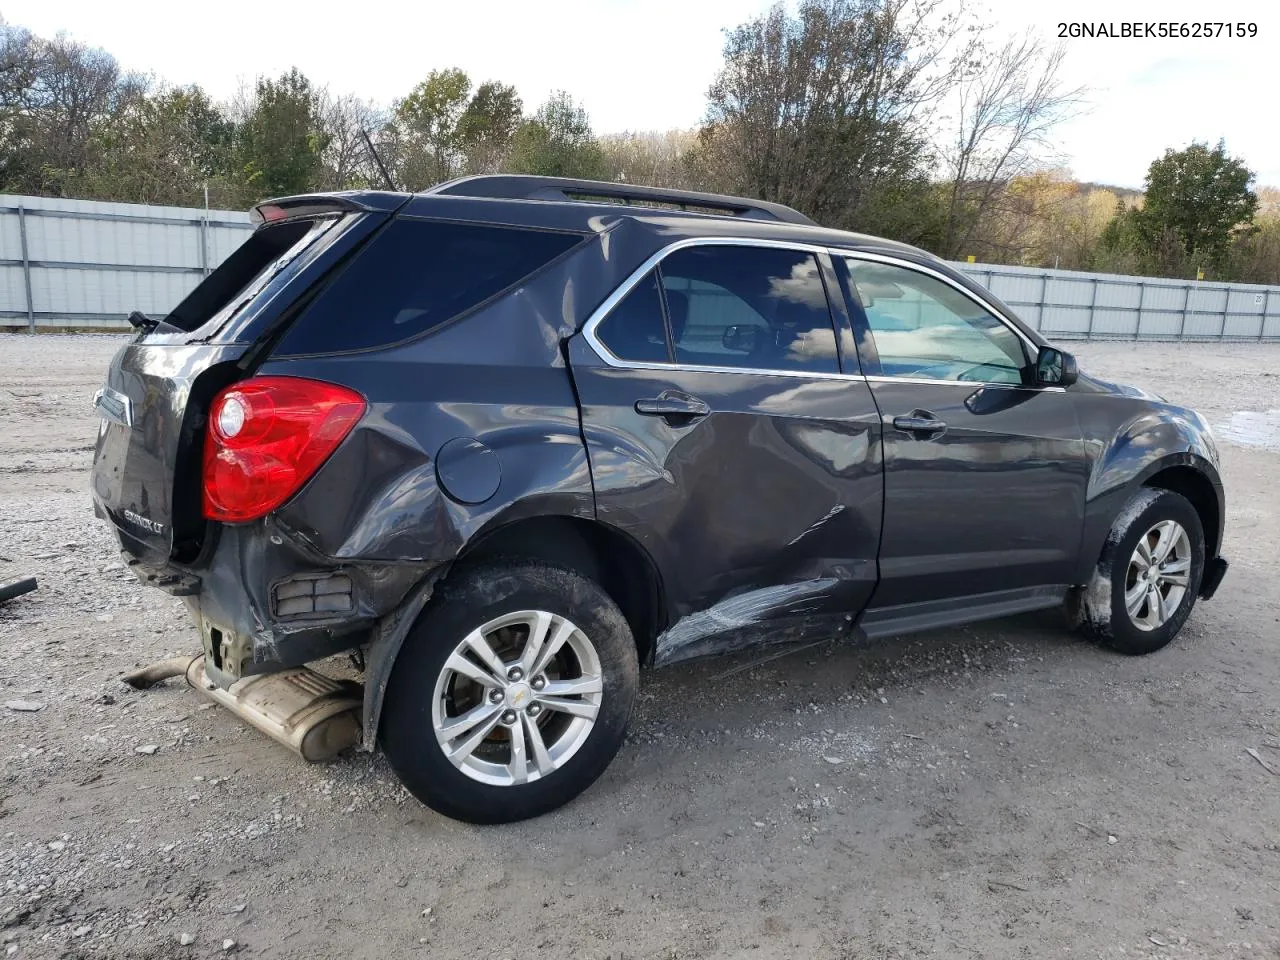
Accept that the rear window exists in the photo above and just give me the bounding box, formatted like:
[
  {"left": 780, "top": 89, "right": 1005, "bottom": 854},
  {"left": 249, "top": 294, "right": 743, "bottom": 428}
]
[
  {"left": 275, "top": 218, "right": 585, "bottom": 354},
  {"left": 165, "top": 218, "right": 326, "bottom": 332}
]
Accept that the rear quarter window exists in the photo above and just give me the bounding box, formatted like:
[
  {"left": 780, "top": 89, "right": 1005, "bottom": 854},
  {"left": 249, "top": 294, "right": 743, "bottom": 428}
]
[{"left": 275, "top": 218, "right": 585, "bottom": 354}]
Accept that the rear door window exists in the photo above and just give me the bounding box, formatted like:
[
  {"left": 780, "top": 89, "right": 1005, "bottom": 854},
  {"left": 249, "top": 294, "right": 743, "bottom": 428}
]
[
  {"left": 276, "top": 218, "right": 585, "bottom": 354},
  {"left": 658, "top": 246, "right": 840, "bottom": 374}
]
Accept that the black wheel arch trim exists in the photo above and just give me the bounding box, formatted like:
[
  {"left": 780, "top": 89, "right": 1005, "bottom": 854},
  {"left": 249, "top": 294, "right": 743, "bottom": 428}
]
[{"left": 1076, "top": 449, "right": 1224, "bottom": 586}]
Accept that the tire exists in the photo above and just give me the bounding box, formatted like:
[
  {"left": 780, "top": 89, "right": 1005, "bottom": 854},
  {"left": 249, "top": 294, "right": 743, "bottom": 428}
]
[
  {"left": 1084, "top": 488, "right": 1205, "bottom": 655},
  {"left": 379, "top": 561, "right": 639, "bottom": 824}
]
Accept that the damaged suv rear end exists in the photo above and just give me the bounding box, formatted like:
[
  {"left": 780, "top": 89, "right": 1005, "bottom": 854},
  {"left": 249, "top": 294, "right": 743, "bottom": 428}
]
[{"left": 93, "top": 185, "right": 623, "bottom": 815}]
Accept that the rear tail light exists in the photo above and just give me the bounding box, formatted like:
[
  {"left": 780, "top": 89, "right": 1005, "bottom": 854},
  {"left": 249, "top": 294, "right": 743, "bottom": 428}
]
[{"left": 203, "top": 376, "right": 366, "bottom": 523}]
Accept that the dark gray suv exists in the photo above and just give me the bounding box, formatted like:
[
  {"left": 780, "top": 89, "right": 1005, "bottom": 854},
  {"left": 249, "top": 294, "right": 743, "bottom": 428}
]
[{"left": 91, "top": 175, "right": 1228, "bottom": 823}]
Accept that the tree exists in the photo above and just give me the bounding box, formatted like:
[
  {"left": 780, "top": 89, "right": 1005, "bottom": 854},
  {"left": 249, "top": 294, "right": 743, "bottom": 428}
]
[
  {"left": 507, "top": 91, "right": 604, "bottom": 179},
  {"left": 233, "top": 68, "right": 328, "bottom": 204},
  {"left": 1139, "top": 141, "right": 1257, "bottom": 272},
  {"left": 456, "top": 80, "right": 523, "bottom": 174},
  {"left": 0, "top": 29, "right": 142, "bottom": 195},
  {"left": 937, "top": 33, "right": 1082, "bottom": 260},
  {"left": 391, "top": 68, "right": 472, "bottom": 189},
  {"left": 66, "top": 84, "right": 236, "bottom": 205},
  {"left": 690, "top": 0, "right": 968, "bottom": 234},
  {"left": 600, "top": 130, "right": 698, "bottom": 189},
  {"left": 1225, "top": 212, "right": 1280, "bottom": 284},
  {"left": 316, "top": 90, "right": 387, "bottom": 190},
  {"left": 0, "top": 17, "right": 35, "bottom": 115},
  {"left": 0, "top": 18, "right": 39, "bottom": 190}
]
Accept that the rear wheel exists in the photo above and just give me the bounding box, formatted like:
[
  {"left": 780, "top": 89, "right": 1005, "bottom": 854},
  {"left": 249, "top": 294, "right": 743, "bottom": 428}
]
[
  {"left": 380, "top": 562, "right": 638, "bottom": 824},
  {"left": 1084, "top": 488, "right": 1204, "bottom": 655}
]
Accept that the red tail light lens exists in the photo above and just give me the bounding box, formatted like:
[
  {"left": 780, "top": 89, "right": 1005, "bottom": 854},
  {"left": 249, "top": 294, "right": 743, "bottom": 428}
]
[{"left": 203, "top": 376, "right": 366, "bottom": 523}]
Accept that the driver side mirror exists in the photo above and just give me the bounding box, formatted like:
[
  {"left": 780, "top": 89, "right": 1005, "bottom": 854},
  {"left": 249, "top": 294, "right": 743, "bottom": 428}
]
[{"left": 1035, "top": 346, "right": 1078, "bottom": 387}]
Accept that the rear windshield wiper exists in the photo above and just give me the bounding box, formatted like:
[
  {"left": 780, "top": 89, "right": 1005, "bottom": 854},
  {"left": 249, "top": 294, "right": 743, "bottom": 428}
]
[
  {"left": 127, "top": 310, "right": 160, "bottom": 333},
  {"left": 126, "top": 310, "right": 184, "bottom": 337}
]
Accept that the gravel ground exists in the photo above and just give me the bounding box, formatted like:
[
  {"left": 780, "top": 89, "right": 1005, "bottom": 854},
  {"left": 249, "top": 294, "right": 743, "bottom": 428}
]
[{"left": 1, "top": 334, "right": 1278, "bottom": 960}]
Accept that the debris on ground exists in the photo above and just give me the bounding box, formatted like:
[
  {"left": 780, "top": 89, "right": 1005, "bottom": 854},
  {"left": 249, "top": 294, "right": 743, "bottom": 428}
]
[{"left": 1246, "top": 747, "right": 1279, "bottom": 776}]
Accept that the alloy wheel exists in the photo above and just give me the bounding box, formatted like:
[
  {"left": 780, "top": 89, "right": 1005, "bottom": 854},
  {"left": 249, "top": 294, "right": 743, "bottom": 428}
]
[
  {"left": 431, "top": 610, "right": 603, "bottom": 786},
  {"left": 1124, "top": 519, "right": 1192, "bottom": 631}
]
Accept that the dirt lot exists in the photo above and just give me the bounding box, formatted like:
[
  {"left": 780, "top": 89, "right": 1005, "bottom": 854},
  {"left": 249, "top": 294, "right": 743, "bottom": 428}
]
[{"left": 1, "top": 334, "right": 1278, "bottom": 960}]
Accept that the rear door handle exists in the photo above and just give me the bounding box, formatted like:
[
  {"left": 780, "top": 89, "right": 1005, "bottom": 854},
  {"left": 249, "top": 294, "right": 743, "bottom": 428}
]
[
  {"left": 891, "top": 412, "right": 947, "bottom": 436},
  {"left": 635, "top": 395, "right": 711, "bottom": 422}
]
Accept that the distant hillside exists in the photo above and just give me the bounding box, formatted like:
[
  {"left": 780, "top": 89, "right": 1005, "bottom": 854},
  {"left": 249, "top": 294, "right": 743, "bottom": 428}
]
[{"left": 1078, "top": 182, "right": 1144, "bottom": 204}]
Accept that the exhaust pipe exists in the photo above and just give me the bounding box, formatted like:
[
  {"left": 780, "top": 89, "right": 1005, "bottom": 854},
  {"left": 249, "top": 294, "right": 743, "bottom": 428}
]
[
  {"left": 123, "top": 656, "right": 197, "bottom": 689},
  {"left": 121, "top": 655, "right": 361, "bottom": 762},
  {"left": 184, "top": 656, "right": 362, "bottom": 762}
]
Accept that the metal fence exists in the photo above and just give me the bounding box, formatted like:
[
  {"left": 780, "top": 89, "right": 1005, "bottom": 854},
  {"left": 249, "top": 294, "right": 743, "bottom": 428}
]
[
  {"left": 3, "top": 192, "right": 1280, "bottom": 341},
  {"left": 1, "top": 194, "right": 251, "bottom": 331},
  {"left": 956, "top": 261, "right": 1280, "bottom": 341}
]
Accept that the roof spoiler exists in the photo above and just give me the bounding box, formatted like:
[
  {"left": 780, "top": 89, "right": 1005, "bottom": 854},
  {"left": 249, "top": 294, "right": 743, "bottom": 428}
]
[
  {"left": 250, "top": 191, "right": 408, "bottom": 227},
  {"left": 426, "top": 175, "right": 816, "bottom": 226}
]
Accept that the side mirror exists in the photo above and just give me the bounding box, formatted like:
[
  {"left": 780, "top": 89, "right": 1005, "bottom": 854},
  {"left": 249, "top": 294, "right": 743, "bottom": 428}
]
[
  {"left": 722, "top": 324, "right": 762, "bottom": 353},
  {"left": 1035, "top": 346, "right": 1078, "bottom": 387}
]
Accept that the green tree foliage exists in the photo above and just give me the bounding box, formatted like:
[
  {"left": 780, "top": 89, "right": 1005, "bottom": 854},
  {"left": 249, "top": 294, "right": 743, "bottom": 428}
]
[
  {"left": 233, "top": 68, "right": 328, "bottom": 204},
  {"left": 7, "top": 13, "right": 1280, "bottom": 284},
  {"left": 0, "top": 25, "right": 142, "bottom": 196},
  {"left": 0, "top": 18, "right": 39, "bottom": 189},
  {"left": 507, "top": 91, "right": 604, "bottom": 179},
  {"left": 1096, "top": 142, "right": 1258, "bottom": 278},
  {"left": 391, "top": 67, "right": 471, "bottom": 188},
  {"left": 456, "top": 81, "right": 523, "bottom": 174},
  {"left": 68, "top": 85, "right": 236, "bottom": 205},
  {"left": 389, "top": 71, "right": 524, "bottom": 187},
  {"left": 1141, "top": 141, "right": 1257, "bottom": 270}
]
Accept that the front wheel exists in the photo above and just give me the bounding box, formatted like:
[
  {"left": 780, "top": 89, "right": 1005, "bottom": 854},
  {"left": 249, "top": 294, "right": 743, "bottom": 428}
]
[
  {"left": 380, "top": 562, "right": 639, "bottom": 824},
  {"left": 1084, "top": 488, "right": 1205, "bottom": 655}
]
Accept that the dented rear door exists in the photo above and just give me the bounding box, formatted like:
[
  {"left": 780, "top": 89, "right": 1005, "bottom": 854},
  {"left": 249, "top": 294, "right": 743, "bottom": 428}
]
[{"left": 568, "top": 241, "right": 884, "bottom": 666}]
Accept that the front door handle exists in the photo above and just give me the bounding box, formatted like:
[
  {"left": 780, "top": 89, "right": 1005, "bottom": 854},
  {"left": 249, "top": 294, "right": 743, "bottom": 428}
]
[
  {"left": 635, "top": 394, "right": 711, "bottom": 423},
  {"left": 891, "top": 411, "right": 947, "bottom": 437}
]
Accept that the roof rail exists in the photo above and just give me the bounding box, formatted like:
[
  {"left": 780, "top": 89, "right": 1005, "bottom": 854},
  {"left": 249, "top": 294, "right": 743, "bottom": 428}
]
[{"left": 425, "top": 175, "right": 816, "bottom": 226}]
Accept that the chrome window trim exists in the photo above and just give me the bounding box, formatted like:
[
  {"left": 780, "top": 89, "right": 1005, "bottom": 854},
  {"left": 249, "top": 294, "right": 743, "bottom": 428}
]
[
  {"left": 580, "top": 236, "right": 1060, "bottom": 391},
  {"left": 863, "top": 375, "right": 1065, "bottom": 394},
  {"left": 582, "top": 237, "right": 842, "bottom": 379}
]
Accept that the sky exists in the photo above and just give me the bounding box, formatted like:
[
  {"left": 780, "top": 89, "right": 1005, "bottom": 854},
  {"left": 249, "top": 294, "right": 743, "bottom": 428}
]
[{"left": 2, "top": 0, "right": 1276, "bottom": 188}]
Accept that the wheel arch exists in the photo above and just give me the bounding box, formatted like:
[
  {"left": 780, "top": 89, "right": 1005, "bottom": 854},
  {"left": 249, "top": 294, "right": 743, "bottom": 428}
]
[
  {"left": 1075, "top": 448, "right": 1224, "bottom": 584},
  {"left": 1142, "top": 462, "right": 1222, "bottom": 561},
  {"left": 360, "top": 512, "right": 667, "bottom": 750},
  {"left": 456, "top": 514, "right": 668, "bottom": 666}
]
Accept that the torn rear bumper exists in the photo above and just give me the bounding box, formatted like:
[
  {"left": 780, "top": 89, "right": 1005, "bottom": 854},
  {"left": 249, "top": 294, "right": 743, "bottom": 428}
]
[{"left": 116, "top": 518, "right": 439, "bottom": 680}]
